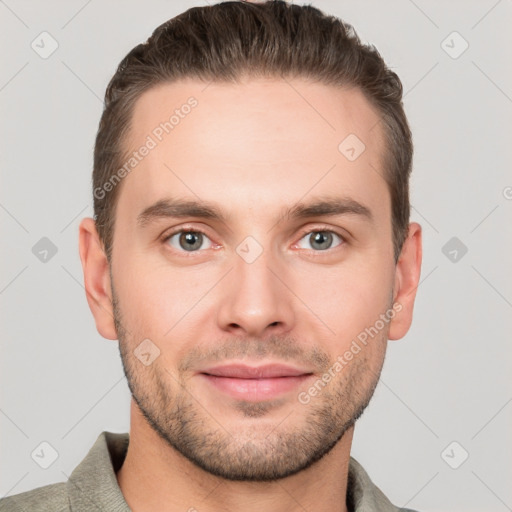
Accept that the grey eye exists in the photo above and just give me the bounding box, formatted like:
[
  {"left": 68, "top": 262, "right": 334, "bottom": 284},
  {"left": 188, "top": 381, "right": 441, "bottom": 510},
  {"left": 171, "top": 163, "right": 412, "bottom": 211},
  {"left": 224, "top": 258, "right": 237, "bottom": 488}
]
[
  {"left": 296, "top": 231, "right": 343, "bottom": 251},
  {"left": 167, "top": 231, "right": 212, "bottom": 252}
]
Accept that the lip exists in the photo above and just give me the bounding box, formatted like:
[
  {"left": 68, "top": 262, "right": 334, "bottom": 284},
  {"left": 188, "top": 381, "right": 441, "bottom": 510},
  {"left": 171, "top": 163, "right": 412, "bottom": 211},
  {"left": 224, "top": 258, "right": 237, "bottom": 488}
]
[
  {"left": 200, "top": 363, "right": 312, "bottom": 379},
  {"left": 198, "top": 363, "right": 314, "bottom": 401}
]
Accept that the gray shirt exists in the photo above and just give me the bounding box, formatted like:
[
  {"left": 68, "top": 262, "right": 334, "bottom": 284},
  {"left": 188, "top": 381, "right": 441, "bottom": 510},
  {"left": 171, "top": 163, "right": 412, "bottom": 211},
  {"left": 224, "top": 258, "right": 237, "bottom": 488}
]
[{"left": 0, "top": 431, "right": 419, "bottom": 511}]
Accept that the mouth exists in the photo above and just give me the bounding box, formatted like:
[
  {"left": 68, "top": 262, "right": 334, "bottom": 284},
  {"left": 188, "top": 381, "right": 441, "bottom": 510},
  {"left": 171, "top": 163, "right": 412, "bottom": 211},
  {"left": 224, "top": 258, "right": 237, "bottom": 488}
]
[{"left": 198, "top": 363, "right": 314, "bottom": 401}]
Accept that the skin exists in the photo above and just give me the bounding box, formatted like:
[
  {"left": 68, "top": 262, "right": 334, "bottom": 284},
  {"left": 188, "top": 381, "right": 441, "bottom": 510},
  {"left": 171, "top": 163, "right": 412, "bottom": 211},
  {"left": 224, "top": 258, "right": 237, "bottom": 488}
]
[{"left": 79, "top": 78, "right": 422, "bottom": 512}]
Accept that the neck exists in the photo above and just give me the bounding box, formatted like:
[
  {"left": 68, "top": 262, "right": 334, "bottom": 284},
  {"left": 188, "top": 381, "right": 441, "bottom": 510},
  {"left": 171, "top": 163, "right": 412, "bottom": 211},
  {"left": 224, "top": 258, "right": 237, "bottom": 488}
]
[{"left": 116, "top": 400, "right": 353, "bottom": 512}]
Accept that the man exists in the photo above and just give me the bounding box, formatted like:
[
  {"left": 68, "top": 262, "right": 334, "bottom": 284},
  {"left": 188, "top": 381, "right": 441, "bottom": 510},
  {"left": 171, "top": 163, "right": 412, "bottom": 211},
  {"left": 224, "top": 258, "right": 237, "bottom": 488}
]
[{"left": 0, "top": 1, "right": 422, "bottom": 511}]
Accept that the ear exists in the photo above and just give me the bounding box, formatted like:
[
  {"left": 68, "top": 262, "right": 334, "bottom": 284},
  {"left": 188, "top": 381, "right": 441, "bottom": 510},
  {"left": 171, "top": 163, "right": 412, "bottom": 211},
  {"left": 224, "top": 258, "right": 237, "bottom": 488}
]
[
  {"left": 78, "top": 217, "right": 117, "bottom": 340},
  {"left": 388, "top": 222, "right": 422, "bottom": 341}
]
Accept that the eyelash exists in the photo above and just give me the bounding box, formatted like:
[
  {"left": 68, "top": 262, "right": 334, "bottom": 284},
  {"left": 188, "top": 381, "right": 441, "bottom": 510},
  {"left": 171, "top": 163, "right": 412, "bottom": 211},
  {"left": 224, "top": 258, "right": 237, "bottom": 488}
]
[{"left": 161, "top": 225, "right": 346, "bottom": 255}]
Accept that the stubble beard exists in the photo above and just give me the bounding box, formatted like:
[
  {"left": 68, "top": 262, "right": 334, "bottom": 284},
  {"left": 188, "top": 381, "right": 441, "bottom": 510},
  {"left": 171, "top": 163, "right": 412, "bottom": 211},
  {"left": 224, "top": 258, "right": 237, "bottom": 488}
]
[{"left": 112, "top": 286, "right": 387, "bottom": 482}]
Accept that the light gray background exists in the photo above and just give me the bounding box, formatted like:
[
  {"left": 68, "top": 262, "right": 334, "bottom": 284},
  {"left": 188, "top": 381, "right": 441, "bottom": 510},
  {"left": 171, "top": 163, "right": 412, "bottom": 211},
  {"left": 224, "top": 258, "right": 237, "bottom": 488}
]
[{"left": 1, "top": 1, "right": 511, "bottom": 511}]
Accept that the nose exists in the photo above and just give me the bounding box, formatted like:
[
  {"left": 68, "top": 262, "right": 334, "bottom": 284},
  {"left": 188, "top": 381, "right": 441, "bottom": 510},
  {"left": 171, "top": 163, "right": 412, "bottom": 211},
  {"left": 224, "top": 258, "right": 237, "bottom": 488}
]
[{"left": 216, "top": 245, "right": 296, "bottom": 338}]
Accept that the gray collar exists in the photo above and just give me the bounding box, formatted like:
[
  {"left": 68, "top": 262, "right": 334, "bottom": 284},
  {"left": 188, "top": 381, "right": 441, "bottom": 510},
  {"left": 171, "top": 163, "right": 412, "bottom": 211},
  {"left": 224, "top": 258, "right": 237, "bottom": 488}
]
[
  {"left": 67, "top": 431, "right": 130, "bottom": 511},
  {"left": 67, "top": 431, "right": 413, "bottom": 512}
]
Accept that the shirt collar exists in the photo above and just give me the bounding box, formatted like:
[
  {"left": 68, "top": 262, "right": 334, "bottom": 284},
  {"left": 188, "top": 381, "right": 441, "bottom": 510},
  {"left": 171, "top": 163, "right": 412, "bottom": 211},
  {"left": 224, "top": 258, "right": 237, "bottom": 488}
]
[
  {"left": 67, "top": 431, "right": 405, "bottom": 512},
  {"left": 346, "top": 456, "right": 406, "bottom": 511},
  {"left": 67, "top": 431, "right": 130, "bottom": 511}
]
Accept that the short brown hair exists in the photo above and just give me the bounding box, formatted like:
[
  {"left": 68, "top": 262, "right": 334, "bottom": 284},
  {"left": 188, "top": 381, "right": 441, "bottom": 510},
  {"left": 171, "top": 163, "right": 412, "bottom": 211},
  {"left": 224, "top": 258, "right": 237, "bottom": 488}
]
[{"left": 93, "top": 0, "right": 412, "bottom": 263}]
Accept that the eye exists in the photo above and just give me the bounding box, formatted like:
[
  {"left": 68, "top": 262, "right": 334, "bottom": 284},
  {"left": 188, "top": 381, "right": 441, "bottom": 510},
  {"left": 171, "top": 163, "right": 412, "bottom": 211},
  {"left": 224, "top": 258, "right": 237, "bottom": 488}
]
[
  {"left": 164, "top": 229, "right": 213, "bottom": 252},
  {"left": 296, "top": 230, "right": 344, "bottom": 251}
]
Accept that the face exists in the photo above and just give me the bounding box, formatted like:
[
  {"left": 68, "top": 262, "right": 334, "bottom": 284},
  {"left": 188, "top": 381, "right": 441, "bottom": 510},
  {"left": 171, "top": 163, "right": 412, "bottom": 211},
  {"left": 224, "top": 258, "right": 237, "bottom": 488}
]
[{"left": 99, "top": 78, "right": 408, "bottom": 481}]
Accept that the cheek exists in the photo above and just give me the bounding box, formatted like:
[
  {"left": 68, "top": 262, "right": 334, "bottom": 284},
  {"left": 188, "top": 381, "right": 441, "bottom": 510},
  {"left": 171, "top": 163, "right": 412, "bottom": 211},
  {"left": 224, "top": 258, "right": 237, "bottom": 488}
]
[
  {"left": 113, "top": 252, "right": 214, "bottom": 337},
  {"left": 295, "top": 262, "right": 393, "bottom": 343}
]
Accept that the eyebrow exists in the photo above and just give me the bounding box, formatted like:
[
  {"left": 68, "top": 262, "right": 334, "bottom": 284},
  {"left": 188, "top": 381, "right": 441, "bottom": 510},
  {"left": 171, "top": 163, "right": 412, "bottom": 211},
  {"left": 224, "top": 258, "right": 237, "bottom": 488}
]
[{"left": 136, "top": 195, "right": 373, "bottom": 228}]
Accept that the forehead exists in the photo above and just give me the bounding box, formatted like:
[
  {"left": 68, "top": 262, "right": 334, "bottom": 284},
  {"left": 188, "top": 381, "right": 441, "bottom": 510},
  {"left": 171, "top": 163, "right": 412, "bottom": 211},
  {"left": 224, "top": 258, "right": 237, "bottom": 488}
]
[{"left": 118, "top": 78, "right": 389, "bottom": 226}]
